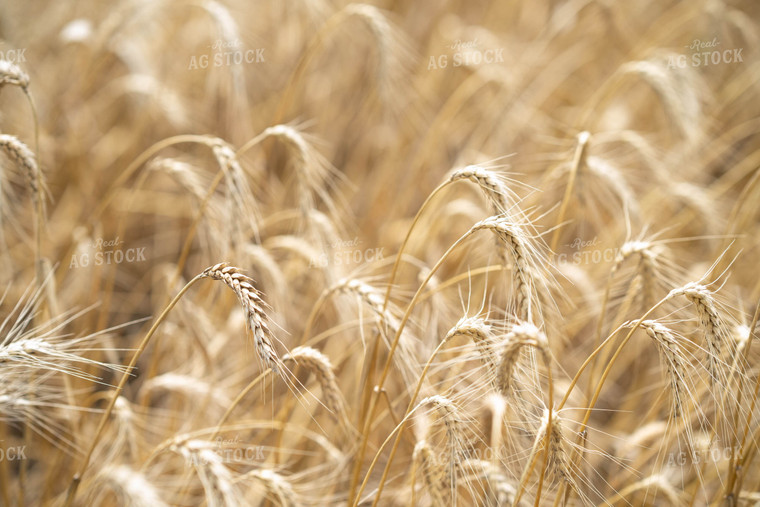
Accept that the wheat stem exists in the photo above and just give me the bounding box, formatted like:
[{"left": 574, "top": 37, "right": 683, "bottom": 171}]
[
  {"left": 725, "top": 299, "right": 760, "bottom": 498},
  {"left": 64, "top": 273, "right": 204, "bottom": 507},
  {"left": 550, "top": 131, "right": 590, "bottom": 253},
  {"left": 353, "top": 228, "right": 477, "bottom": 506}
]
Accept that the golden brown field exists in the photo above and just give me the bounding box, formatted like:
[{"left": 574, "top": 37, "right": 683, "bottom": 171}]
[{"left": 1, "top": 0, "right": 760, "bottom": 505}]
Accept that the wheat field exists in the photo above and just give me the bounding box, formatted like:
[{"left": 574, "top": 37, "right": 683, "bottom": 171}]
[{"left": 0, "top": 0, "right": 759, "bottom": 505}]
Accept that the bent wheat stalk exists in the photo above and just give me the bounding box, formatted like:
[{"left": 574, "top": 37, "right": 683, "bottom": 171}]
[
  {"left": 352, "top": 226, "right": 482, "bottom": 504},
  {"left": 64, "top": 263, "right": 282, "bottom": 506},
  {"left": 382, "top": 165, "right": 516, "bottom": 315}
]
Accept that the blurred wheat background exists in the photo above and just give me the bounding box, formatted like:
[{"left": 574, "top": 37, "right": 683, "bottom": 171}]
[{"left": 0, "top": 0, "right": 759, "bottom": 505}]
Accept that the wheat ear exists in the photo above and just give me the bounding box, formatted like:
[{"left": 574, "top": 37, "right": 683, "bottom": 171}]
[
  {"left": 94, "top": 465, "right": 169, "bottom": 507},
  {"left": 640, "top": 320, "right": 686, "bottom": 417},
  {"left": 283, "top": 346, "right": 348, "bottom": 428},
  {"left": 463, "top": 459, "right": 520, "bottom": 507},
  {"left": 201, "top": 263, "right": 283, "bottom": 375},
  {"left": 249, "top": 469, "right": 298, "bottom": 506},
  {"left": 669, "top": 282, "right": 726, "bottom": 384},
  {"left": 171, "top": 440, "right": 241, "bottom": 507},
  {"left": 445, "top": 316, "right": 498, "bottom": 380},
  {"left": 495, "top": 322, "right": 550, "bottom": 397},
  {"left": 448, "top": 165, "right": 512, "bottom": 214},
  {"left": 0, "top": 134, "right": 42, "bottom": 209},
  {"left": 0, "top": 60, "right": 29, "bottom": 90},
  {"left": 473, "top": 216, "right": 534, "bottom": 321},
  {"left": 413, "top": 440, "right": 448, "bottom": 507},
  {"left": 516, "top": 409, "right": 580, "bottom": 506}
]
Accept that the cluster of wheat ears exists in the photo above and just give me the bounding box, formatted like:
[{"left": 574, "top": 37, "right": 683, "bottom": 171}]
[{"left": 0, "top": 0, "right": 759, "bottom": 505}]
